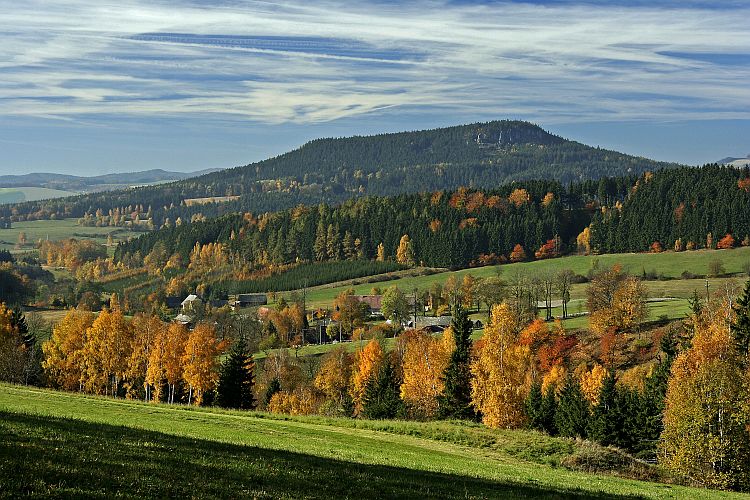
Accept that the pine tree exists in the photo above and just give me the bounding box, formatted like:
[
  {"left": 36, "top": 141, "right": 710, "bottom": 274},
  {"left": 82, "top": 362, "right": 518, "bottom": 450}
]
[
  {"left": 362, "top": 359, "right": 402, "bottom": 419},
  {"left": 554, "top": 375, "right": 589, "bottom": 438},
  {"left": 217, "top": 338, "right": 256, "bottom": 410},
  {"left": 438, "top": 304, "right": 475, "bottom": 419}
]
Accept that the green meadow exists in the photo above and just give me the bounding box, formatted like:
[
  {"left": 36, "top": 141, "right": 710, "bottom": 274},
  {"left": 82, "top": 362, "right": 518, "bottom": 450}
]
[
  {"left": 0, "top": 186, "right": 77, "bottom": 204},
  {"left": 300, "top": 247, "right": 750, "bottom": 308},
  {"left": 0, "top": 384, "right": 741, "bottom": 499},
  {"left": 0, "top": 218, "right": 143, "bottom": 253}
]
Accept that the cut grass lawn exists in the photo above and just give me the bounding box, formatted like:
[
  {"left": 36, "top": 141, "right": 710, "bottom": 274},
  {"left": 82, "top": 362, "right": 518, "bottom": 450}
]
[
  {"left": 0, "top": 384, "right": 740, "bottom": 499},
  {"left": 0, "top": 218, "right": 143, "bottom": 254}
]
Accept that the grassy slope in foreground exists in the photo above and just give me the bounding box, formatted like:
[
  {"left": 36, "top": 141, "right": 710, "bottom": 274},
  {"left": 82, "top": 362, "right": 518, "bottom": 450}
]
[{"left": 0, "top": 385, "right": 739, "bottom": 499}]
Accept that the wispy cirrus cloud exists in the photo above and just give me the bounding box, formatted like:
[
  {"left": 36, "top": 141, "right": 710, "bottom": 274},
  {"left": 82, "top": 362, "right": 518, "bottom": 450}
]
[{"left": 0, "top": 0, "right": 749, "bottom": 125}]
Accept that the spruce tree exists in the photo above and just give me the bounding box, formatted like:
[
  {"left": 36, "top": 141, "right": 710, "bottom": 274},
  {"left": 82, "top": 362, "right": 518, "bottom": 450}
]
[
  {"left": 217, "top": 338, "right": 256, "bottom": 410},
  {"left": 525, "top": 381, "right": 544, "bottom": 431},
  {"left": 438, "top": 304, "right": 475, "bottom": 419},
  {"left": 263, "top": 377, "right": 281, "bottom": 407},
  {"left": 588, "top": 370, "right": 618, "bottom": 446},
  {"left": 554, "top": 375, "right": 589, "bottom": 438},
  {"left": 362, "top": 359, "right": 402, "bottom": 419},
  {"left": 732, "top": 279, "right": 750, "bottom": 365},
  {"left": 633, "top": 333, "right": 677, "bottom": 456},
  {"left": 540, "top": 384, "right": 557, "bottom": 435}
]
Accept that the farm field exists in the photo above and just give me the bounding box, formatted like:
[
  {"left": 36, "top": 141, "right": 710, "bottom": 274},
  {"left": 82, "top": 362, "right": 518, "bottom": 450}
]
[
  {"left": 301, "top": 248, "right": 750, "bottom": 308},
  {"left": 0, "top": 384, "right": 739, "bottom": 499},
  {"left": 0, "top": 186, "right": 77, "bottom": 204},
  {"left": 0, "top": 218, "right": 143, "bottom": 253}
]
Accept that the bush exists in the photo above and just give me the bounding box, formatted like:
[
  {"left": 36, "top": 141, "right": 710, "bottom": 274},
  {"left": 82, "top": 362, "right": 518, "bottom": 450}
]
[{"left": 708, "top": 259, "right": 725, "bottom": 278}]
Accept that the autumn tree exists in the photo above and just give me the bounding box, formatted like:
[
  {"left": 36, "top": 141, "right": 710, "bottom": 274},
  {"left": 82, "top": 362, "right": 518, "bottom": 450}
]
[
  {"left": 314, "top": 345, "right": 354, "bottom": 416},
  {"left": 164, "top": 322, "right": 189, "bottom": 403},
  {"left": 470, "top": 303, "right": 530, "bottom": 428},
  {"left": 438, "top": 304, "right": 475, "bottom": 419},
  {"left": 332, "top": 289, "right": 369, "bottom": 338},
  {"left": 473, "top": 276, "right": 505, "bottom": 320},
  {"left": 381, "top": 286, "right": 409, "bottom": 326},
  {"left": 127, "top": 313, "right": 162, "bottom": 400},
  {"left": 509, "top": 244, "right": 526, "bottom": 263},
  {"left": 396, "top": 234, "right": 415, "bottom": 267},
  {"left": 182, "top": 322, "right": 223, "bottom": 405},
  {"left": 42, "top": 309, "right": 94, "bottom": 391},
  {"left": 400, "top": 329, "right": 452, "bottom": 419},
  {"left": 81, "top": 305, "right": 133, "bottom": 395},
  {"left": 351, "top": 339, "right": 384, "bottom": 415},
  {"left": 661, "top": 308, "right": 750, "bottom": 490},
  {"left": 0, "top": 304, "right": 24, "bottom": 383},
  {"left": 717, "top": 233, "right": 735, "bottom": 250}
]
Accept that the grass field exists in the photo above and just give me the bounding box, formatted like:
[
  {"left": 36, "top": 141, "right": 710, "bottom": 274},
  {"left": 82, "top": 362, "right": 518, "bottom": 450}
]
[
  {"left": 300, "top": 248, "right": 750, "bottom": 308},
  {"left": 0, "top": 384, "right": 740, "bottom": 499},
  {"left": 0, "top": 218, "right": 143, "bottom": 253},
  {"left": 0, "top": 186, "right": 77, "bottom": 204}
]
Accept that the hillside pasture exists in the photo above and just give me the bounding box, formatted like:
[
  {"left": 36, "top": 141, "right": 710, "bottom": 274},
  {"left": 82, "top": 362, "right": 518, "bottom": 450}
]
[
  {"left": 300, "top": 248, "right": 750, "bottom": 308},
  {"left": 0, "top": 384, "right": 739, "bottom": 499},
  {"left": 0, "top": 218, "right": 143, "bottom": 253},
  {"left": 0, "top": 186, "right": 77, "bottom": 204}
]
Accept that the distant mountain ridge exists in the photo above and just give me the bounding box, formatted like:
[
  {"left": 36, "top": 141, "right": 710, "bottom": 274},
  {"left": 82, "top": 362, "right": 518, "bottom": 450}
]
[
  {"left": 718, "top": 155, "right": 750, "bottom": 168},
  {"left": 0, "top": 120, "right": 681, "bottom": 222},
  {"left": 0, "top": 168, "right": 222, "bottom": 190}
]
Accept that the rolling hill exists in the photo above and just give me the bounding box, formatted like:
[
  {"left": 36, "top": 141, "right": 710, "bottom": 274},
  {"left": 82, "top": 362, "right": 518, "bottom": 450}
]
[
  {"left": 0, "top": 384, "right": 737, "bottom": 498},
  {"left": 0, "top": 168, "right": 221, "bottom": 195},
  {"left": 0, "top": 120, "right": 680, "bottom": 224}
]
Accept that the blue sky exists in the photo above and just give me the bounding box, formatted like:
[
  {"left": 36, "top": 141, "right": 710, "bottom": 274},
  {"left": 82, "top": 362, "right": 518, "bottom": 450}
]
[{"left": 0, "top": 0, "right": 748, "bottom": 176}]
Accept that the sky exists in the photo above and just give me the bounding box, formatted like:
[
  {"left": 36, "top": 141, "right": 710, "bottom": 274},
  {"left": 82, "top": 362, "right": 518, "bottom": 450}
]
[{"left": 0, "top": 0, "right": 749, "bottom": 176}]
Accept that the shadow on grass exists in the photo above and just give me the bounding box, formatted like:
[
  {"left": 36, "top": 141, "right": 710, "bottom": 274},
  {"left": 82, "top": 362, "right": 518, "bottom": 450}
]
[{"left": 0, "top": 411, "right": 645, "bottom": 499}]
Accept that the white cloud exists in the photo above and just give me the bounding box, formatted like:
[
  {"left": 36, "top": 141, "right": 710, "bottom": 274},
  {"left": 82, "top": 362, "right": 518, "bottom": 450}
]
[{"left": 0, "top": 0, "right": 748, "bottom": 124}]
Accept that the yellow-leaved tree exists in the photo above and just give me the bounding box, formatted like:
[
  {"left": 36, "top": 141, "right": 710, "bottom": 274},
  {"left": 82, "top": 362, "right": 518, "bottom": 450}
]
[
  {"left": 42, "top": 308, "right": 94, "bottom": 391},
  {"left": 399, "top": 328, "right": 453, "bottom": 419},
  {"left": 127, "top": 313, "right": 163, "bottom": 400},
  {"left": 350, "top": 339, "right": 383, "bottom": 415},
  {"left": 164, "top": 322, "right": 189, "bottom": 403},
  {"left": 579, "top": 363, "right": 608, "bottom": 405},
  {"left": 80, "top": 305, "right": 133, "bottom": 395},
  {"left": 182, "top": 323, "right": 223, "bottom": 405},
  {"left": 0, "top": 303, "right": 24, "bottom": 383},
  {"left": 660, "top": 307, "right": 750, "bottom": 490},
  {"left": 470, "top": 303, "right": 531, "bottom": 428},
  {"left": 314, "top": 345, "right": 354, "bottom": 414}
]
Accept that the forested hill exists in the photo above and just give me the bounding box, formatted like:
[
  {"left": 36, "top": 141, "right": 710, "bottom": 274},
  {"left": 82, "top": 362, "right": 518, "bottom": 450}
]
[
  {"left": 115, "top": 165, "right": 750, "bottom": 273},
  {"left": 591, "top": 164, "right": 750, "bottom": 253},
  {"left": 1, "top": 120, "right": 678, "bottom": 225}
]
